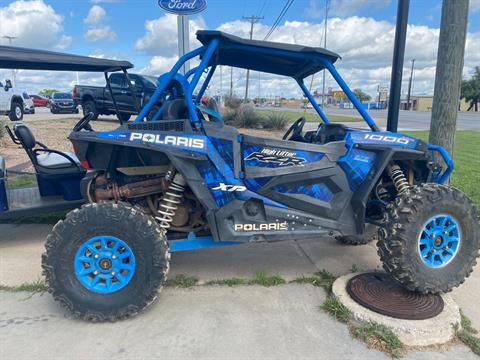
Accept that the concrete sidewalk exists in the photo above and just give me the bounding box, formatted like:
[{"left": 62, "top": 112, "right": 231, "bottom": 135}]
[{"left": 0, "top": 223, "right": 479, "bottom": 359}]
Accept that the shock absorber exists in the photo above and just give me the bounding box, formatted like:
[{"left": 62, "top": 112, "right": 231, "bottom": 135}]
[
  {"left": 388, "top": 164, "right": 410, "bottom": 194},
  {"left": 155, "top": 173, "right": 186, "bottom": 230}
]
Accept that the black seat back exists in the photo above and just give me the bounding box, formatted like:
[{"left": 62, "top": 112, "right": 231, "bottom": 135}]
[
  {"left": 13, "top": 124, "right": 38, "bottom": 165},
  {"left": 162, "top": 99, "right": 188, "bottom": 120}
]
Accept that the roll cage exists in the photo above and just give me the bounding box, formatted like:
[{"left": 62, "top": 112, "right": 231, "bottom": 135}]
[{"left": 135, "top": 30, "right": 380, "bottom": 132}]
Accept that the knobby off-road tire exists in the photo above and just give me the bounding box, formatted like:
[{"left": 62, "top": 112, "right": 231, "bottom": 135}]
[
  {"left": 42, "top": 201, "right": 170, "bottom": 321},
  {"left": 336, "top": 224, "right": 378, "bottom": 246},
  {"left": 377, "top": 183, "right": 479, "bottom": 293}
]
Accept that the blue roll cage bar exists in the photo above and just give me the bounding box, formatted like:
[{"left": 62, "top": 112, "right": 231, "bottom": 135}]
[
  {"left": 131, "top": 37, "right": 453, "bottom": 252},
  {"left": 134, "top": 38, "right": 380, "bottom": 132}
]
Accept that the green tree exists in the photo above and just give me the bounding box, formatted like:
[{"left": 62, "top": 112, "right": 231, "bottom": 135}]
[
  {"left": 353, "top": 88, "right": 372, "bottom": 102},
  {"left": 460, "top": 67, "right": 480, "bottom": 111},
  {"left": 38, "top": 89, "right": 59, "bottom": 97}
]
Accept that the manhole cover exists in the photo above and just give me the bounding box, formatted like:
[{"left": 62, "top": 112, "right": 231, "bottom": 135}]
[{"left": 346, "top": 272, "right": 444, "bottom": 320}]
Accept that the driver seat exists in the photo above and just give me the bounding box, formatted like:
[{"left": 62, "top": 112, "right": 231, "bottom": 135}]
[{"left": 6, "top": 123, "right": 85, "bottom": 200}]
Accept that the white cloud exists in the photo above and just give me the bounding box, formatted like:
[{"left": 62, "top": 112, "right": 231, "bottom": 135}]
[
  {"left": 0, "top": 0, "right": 71, "bottom": 50},
  {"left": 84, "top": 5, "right": 106, "bottom": 25},
  {"left": 135, "top": 14, "right": 206, "bottom": 56},
  {"left": 471, "top": 0, "right": 480, "bottom": 12},
  {"left": 56, "top": 35, "right": 72, "bottom": 49},
  {"left": 84, "top": 26, "right": 117, "bottom": 42},
  {"left": 214, "top": 17, "right": 480, "bottom": 96}
]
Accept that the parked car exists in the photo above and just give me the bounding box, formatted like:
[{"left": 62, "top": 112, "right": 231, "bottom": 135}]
[
  {"left": 0, "top": 79, "right": 24, "bottom": 121},
  {"left": 22, "top": 92, "right": 35, "bottom": 114},
  {"left": 29, "top": 94, "right": 50, "bottom": 107},
  {"left": 73, "top": 73, "right": 160, "bottom": 122},
  {"left": 50, "top": 92, "right": 78, "bottom": 114}
]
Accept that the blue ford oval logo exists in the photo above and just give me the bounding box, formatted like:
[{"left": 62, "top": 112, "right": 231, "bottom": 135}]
[{"left": 158, "top": 0, "right": 207, "bottom": 15}]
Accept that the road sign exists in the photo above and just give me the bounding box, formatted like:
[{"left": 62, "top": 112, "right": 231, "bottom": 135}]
[
  {"left": 332, "top": 90, "right": 346, "bottom": 99},
  {"left": 158, "top": 0, "right": 207, "bottom": 15}
]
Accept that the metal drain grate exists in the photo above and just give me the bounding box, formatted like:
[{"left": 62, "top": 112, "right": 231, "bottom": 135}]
[{"left": 346, "top": 272, "right": 444, "bottom": 320}]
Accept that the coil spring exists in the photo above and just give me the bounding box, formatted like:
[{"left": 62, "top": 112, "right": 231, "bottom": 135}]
[
  {"left": 389, "top": 164, "right": 410, "bottom": 194},
  {"left": 155, "top": 174, "right": 186, "bottom": 230}
]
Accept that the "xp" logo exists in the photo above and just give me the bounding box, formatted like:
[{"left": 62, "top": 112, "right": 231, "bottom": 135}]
[{"left": 211, "top": 183, "right": 247, "bottom": 192}]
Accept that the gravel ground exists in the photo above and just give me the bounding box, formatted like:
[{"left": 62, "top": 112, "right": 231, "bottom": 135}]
[{"left": 0, "top": 115, "right": 285, "bottom": 171}]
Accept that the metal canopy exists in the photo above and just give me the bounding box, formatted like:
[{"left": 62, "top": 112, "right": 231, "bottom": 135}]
[
  {"left": 0, "top": 46, "right": 133, "bottom": 72},
  {"left": 196, "top": 30, "right": 341, "bottom": 79}
]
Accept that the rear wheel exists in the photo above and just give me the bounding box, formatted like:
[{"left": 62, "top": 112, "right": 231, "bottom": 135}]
[
  {"left": 42, "top": 201, "right": 170, "bottom": 321},
  {"left": 82, "top": 100, "right": 99, "bottom": 120},
  {"left": 9, "top": 102, "right": 23, "bottom": 121},
  {"left": 377, "top": 183, "right": 479, "bottom": 293}
]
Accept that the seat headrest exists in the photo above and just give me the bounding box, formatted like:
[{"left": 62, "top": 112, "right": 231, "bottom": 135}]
[
  {"left": 163, "top": 99, "right": 188, "bottom": 120},
  {"left": 13, "top": 123, "right": 36, "bottom": 149}
]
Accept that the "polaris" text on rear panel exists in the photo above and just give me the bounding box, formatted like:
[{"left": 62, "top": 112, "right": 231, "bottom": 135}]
[{"left": 129, "top": 133, "right": 205, "bottom": 149}]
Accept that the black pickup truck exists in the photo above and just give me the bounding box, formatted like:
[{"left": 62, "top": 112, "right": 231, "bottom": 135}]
[{"left": 73, "top": 73, "right": 160, "bottom": 122}]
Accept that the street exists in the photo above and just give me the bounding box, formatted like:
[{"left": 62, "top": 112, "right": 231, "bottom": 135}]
[{"left": 23, "top": 106, "right": 480, "bottom": 132}]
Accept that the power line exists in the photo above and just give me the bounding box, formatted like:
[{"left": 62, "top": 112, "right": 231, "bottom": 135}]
[{"left": 263, "top": 0, "right": 295, "bottom": 41}]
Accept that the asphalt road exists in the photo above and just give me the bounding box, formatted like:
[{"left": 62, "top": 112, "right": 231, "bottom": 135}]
[
  {"left": 21, "top": 106, "right": 480, "bottom": 132},
  {"left": 271, "top": 106, "right": 480, "bottom": 131}
]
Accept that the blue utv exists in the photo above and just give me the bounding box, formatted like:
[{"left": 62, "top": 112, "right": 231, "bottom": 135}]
[{"left": 41, "top": 31, "right": 479, "bottom": 321}]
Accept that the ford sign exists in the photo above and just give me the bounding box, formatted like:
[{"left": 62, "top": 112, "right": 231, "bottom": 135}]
[{"left": 158, "top": 0, "right": 207, "bottom": 15}]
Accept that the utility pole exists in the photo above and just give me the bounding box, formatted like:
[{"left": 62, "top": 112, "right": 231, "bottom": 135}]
[
  {"left": 429, "top": 0, "right": 469, "bottom": 156},
  {"left": 230, "top": 67, "right": 233, "bottom": 97},
  {"left": 386, "top": 0, "right": 410, "bottom": 132},
  {"left": 406, "top": 58, "right": 415, "bottom": 110},
  {"left": 321, "top": 0, "right": 329, "bottom": 109},
  {"left": 3, "top": 36, "right": 17, "bottom": 87},
  {"left": 243, "top": 15, "right": 264, "bottom": 101},
  {"left": 177, "top": 15, "right": 190, "bottom": 75}
]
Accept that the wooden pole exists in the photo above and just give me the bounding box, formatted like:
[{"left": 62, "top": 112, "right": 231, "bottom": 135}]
[{"left": 429, "top": 0, "right": 469, "bottom": 156}]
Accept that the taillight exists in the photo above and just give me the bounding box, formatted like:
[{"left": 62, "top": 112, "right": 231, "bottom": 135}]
[
  {"left": 80, "top": 160, "right": 90, "bottom": 170},
  {"left": 72, "top": 85, "right": 77, "bottom": 98}
]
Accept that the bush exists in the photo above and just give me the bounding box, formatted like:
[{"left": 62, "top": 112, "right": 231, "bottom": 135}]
[
  {"left": 262, "top": 111, "right": 289, "bottom": 130},
  {"left": 224, "top": 105, "right": 263, "bottom": 129},
  {"left": 224, "top": 95, "right": 242, "bottom": 110}
]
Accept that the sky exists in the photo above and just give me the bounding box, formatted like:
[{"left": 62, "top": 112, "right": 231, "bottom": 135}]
[{"left": 0, "top": 0, "right": 479, "bottom": 99}]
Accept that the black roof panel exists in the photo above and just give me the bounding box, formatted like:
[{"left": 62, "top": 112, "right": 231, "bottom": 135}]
[
  {"left": 196, "top": 30, "right": 340, "bottom": 78},
  {"left": 0, "top": 46, "right": 133, "bottom": 72}
]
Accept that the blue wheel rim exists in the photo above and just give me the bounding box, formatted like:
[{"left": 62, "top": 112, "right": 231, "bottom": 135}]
[
  {"left": 418, "top": 215, "right": 461, "bottom": 268},
  {"left": 74, "top": 236, "right": 136, "bottom": 293}
]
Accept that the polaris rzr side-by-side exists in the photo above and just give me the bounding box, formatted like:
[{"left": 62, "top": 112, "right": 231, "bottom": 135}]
[{"left": 39, "top": 31, "right": 478, "bottom": 321}]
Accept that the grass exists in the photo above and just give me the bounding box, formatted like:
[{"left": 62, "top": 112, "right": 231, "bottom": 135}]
[
  {"left": 321, "top": 296, "right": 351, "bottom": 324},
  {"left": 255, "top": 109, "right": 360, "bottom": 123},
  {"left": 0, "top": 280, "right": 48, "bottom": 293},
  {"left": 453, "top": 310, "right": 480, "bottom": 356},
  {"left": 6, "top": 173, "right": 37, "bottom": 190},
  {"left": 0, "top": 211, "right": 67, "bottom": 224},
  {"left": 206, "top": 278, "right": 247, "bottom": 286},
  {"left": 405, "top": 131, "right": 480, "bottom": 208},
  {"left": 292, "top": 270, "right": 336, "bottom": 291},
  {"left": 165, "top": 275, "right": 199, "bottom": 288},
  {"left": 352, "top": 323, "right": 404, "bottom": 358},
  {"left": 249, "top": 271, "right": 286, "bottom": 287}
]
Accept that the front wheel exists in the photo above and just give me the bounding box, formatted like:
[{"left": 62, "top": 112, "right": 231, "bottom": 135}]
[
  {"left": 42, "top": 201, "right": 170, "bottom": 321},
  {"left": 377, "top": 183, "right": 479, "bottom": 293},
  {"left": 9, "top": 102, "right": 23, "bottom": 121}
]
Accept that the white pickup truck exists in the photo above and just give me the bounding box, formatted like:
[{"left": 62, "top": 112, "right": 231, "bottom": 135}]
[{"left": 0, "top": 79, "right": 24, "bottom": 121}]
